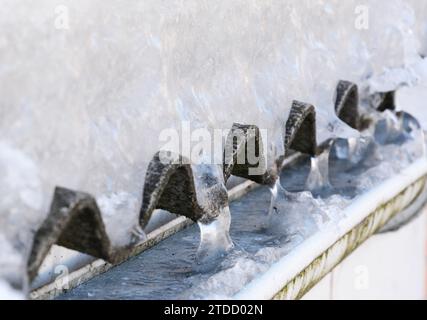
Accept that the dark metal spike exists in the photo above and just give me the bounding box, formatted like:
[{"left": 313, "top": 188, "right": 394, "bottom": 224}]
[
  {"left": 139, "top": 151, "right": 229, "bottom": 226},
  {"left": 27, "top": 187, "right": 112, "bottom": 281},
  {"left": 335, "top": 80, "right": 360, "bottom": 129},
  {"left": 223, "top": 123, "right": 275, "bottom": 185},
  {"left": 285, "top": 100, "right": 317, "bottom": 156},
  {"left": 370, "top": 91, "right": 396, "bottom": 112}
]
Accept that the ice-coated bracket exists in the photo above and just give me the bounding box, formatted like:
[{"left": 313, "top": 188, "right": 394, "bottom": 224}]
[
  {"left": 369, "top": 91, "right": 396, "bottom": 112},
  {"left": 367, "top": 86, "right": 422, "bottom": 145},
  {"left": 27, "top": 100, "right": 323, "bottom": 281},
  {"left": 368, "top": 87, "right": 420, "bottom": 132},
  {"left": 223, "top": 123, "right": 273, "bottom": 185},
  {"left": 139, "top": 152, "right": 229, "bottom": 226},
  {"left": 27, "top": 187, "right": 115, "bottom": 281},
  {"left": 140, "top": 121, "right": 279, "bottom": 227},
  {"left": 26, "top": 81, "right": 360, "bottom": 285},
  {"left": 367, "top": 85, "right": 424, "bottom": 232},
  {"left": 140, "top": 98, "right": 321, "bottom": 225},
  {"left": 285, "top": 100, "right": 317, "bottom": 156},
  {"left": 335, "top": 80, "right": 360, "bottom": 129}
]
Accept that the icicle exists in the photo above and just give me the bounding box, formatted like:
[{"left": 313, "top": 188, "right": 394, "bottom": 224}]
[
  {"left": 264, "top": 178, "right": 321, "bottom": 237},
  {"left": 265, "top": 178, "right": 299, "bottom": 225},
  {"left": 139, "top": 152, "right": 234, "bottom": 267},
  {"left": 372, "top": 109, "right": 425, "bottom": 156},
  {"left": 267, "top": 179, "right": 280, "bottom": 221},
  {"left": 374, "top": 110, "right": 402, "bottom": 144},
  {"left": 332, "top": 136, "right": 373, "bottom": 166},
  {"left": 330, "top": 79, "right": 375, "bottom": 166},
  {"left": 333, "top": 138, "right": 350, "bottom": 160},
  {"left": 196, "top": 206, "right": 234, "bottom": 265},
  {"left": 305, "top": 147, "right": 331, "bottom": 192},
  {"left": 192, "top": 163, "right": 234, "bottom": 265}
]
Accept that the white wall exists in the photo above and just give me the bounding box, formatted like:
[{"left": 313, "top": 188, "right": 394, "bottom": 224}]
[{"left": 303, "top": 208, "right": 426, "bottom": 300}]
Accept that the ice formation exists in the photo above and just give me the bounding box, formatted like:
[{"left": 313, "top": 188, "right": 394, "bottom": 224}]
[
  {"left": 305, "top": 147, "right": 332, "bottom": 192},
  {"left": 61, "top": 132, "right": 422, "bottom": 300},
  {"left": 1, "top": 0, "right": 427, "bottom": 296},
  {"left": 196, "top": 207, "right": 234, "bottom": 266},
  {"left": 192, "top": 163, "right": 234, "bottom": 265}
]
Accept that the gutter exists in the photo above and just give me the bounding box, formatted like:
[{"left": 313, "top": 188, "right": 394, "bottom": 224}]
[
  {"left": 31, "top": 156, "right": 427, "bottom": 300},
  {"left": 29, "top": 153, "right": 300, "bottom": 300},
  {"left": 234, "top": 157, "right": 427, "bottom": 299},
  {"left": 28, "top": 83, "right": 426, "bottom": 299}
]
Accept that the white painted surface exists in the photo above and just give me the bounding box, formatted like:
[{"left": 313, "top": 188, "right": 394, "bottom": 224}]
[
  {"left": 301, "top": 274, "right": 332, "bottom": 300},
  {"left": 303, "top": 209, "right": 426, "bottom": 300},
  {"left": 332, "top": 210, "right": 426, "bottom": 300}
]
